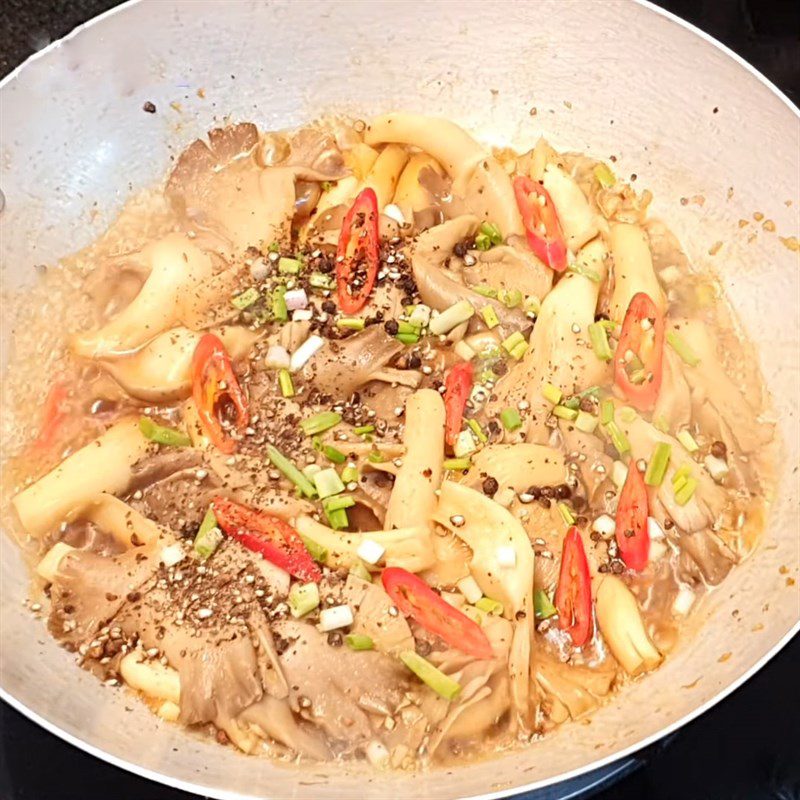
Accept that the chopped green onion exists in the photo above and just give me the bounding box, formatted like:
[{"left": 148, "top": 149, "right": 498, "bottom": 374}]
[
  {"left": 302, "top": 463, "right": 322, "bottom": 480},
  {"left": 139, "top": 417, "right": 191, "bottom": 448},
  {"left": 619, "top": 406, "right": 638, "bottom": 423},
  {"left": 480, "top": 368, "right": 498, "bottom": 384},
  {"left": 322, "top": 494, "right": 356, "bottom": 512},
  {"left": 500, "top": 408, "right": 522, "bottom": 431},
  {"left": 473, "top": 284, "right": 498, "bottom": 298},
  {"left": 475, "top": 596, "right": 504, "bottom": 615},
  {"left": 321, "top": 180, "right": 335, "bottom": 192},
  {"left": 341, "top": 465, "right": 359, "bottom": 483},
  {"left": 481, "top": 305, "right": 500, "bottom": 329},
  {"left": 288, "top": 582, "right": 320, "bottom": 618},
  {"left": 666, "top": 331, "right": 701, "bottom": 367},
  {"left": 278, "top": 256, "right": 302, "bottom": 274},
  {"left": 193, "top": 507, "right": 223, "bottom": 560},
  {"left": 644, "top": 442, "right": 672, "bottom": 487},
  {"left": 479, "top": 221, "right": 503, "bottom": 245},
  {"left": 429, "top": 300, "right": 475, "bottom": 335},
  {"left": 267, "top": 241, "right": 281, "bottom": 253},
  {"left": 300, "top": 535, "right": 328, "bottom": 564},
  {"left": 654, "top": 414, "right": 670, "bottom": 433},
  {"left": 354, "top": 424, "right": 375, "bottom": 436},
  {"left": 454, "top": 340, "right": 476, "bottom": 361},
  {"left": 674, "top": 477, "right": 698, "bottom": 506},
  {"left": 509, "top": 341, "right": 527, "bottom": 360},
  {"left": 266, "top": 445, "right": 317, "bottom": 498},
  {"left": 598, "top": 319, "right": 618, "bottom": 331},
  {"left": 300, "top": 411, "right": 342, "bottom": 436},
  {"left": 594, "top": 162, "right": 617, "bottom": 188},
  {"left": 271, "top": 286, "right": 288, "bottom": 322},
  {"left": 350, "top": 561, "right": 372, "bottom": 582},
  {"left": 577, "top": 386, "right": 601, "bottom": 399},
  {"left": 605, "top": 420, "right": 631, "bottom": 455},
  {"left": 407, "top": 304, "right": 431, "bottom": 328},
  {"left": 475, "top": 232, "right": 492, "bottom": 251},
  {"left": 396, "top": 332, "right": 421, "bottom": 345},
  {"left": 534, "top": 589, "right": 558, "bottom": 619},
  {"left": 562, "top": 396, "right": 581, "bottom": 411},
  {"left": 309, "top": 272, "right": 334, "bottom": 290},
  {"left": 553, "top": 405, "right": 579, "bottom": 421},
  {"left": 345, "top": 633, "right": 374, "bottom": 651},
  {"left": 443, "top": 457, "right": 471, "bottom": 471},
  {"left": 396, "top": 320, "right": 421, "bottom": 335},
  {"left": 600, "top": 399, "right": 615, "bottom": 424},
  {"left": 499, "top": 289, "right": 523, "bottom": 308},
  {"left": 231, "top": 287, "right": 260, "bottom": 310},
  {"left": 337, "top": 316, "right": 365, "bottom": 331},
  {"left": 400, "top": 650, "right": 461, "bottom": 700},
  {"left": 524, "top": 295, "right": 542, "bottom": 316},
  {"left": 672, "top": 463, "right": 693, "bottom": 486},
  {"left": 325, "top": 506, "right": 349, "bottom": 530},
  {"left": 453, "top": 429, "right": 478, "bottom": 458},
  {"left": 502, "top": 331, "right": 526, "bottom": 356},
  {"left": 677, "top": 429, "right": 700, "bottom": 453},
  {"left": 575, "top": 410, "right": 599, "bottom": 434},
  {"left": 569, "top": 263, "right": 601, "bottom": 282},
  {"left": 278, "top": 369, "right": 294, "bottom": 398},
  {"left": 367, "top": 449, "right": 385, "bottom": 463},
  {"left": 313, "top": 467, "right": 345, "bottom": 499},
  {"left": 323, "top": 445, "right": 347, "bottom": 464},
  {"left": 467, "top": 418, "right": 488, "bottom": 443},
  {"left": 542, "top": 383, "right": 563, "bottom": 405},
  {"left": 558, "top": 502, "right": 575, "bottom": 525},
  {"left": 588, "top": 321, "right": 613, "bottom": 361}
]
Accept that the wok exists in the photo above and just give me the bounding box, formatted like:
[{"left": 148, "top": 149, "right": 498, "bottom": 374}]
[{"left": 0, "top": 1, "right": 798, "bottom": 798}]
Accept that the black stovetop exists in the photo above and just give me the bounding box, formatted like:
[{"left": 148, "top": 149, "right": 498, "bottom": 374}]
[{"left": 1, "top": 1, "right": 798, "bottom": 798}]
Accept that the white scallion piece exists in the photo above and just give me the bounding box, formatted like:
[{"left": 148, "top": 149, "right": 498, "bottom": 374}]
[
  {"left": 647, "top": 516, "right": 666, "bottom": 540},
  {"left": 407, "top": 303, "right": 431, "bottom": 328},
  {"left": 35, "top": 542, "right": 75, "bottom": 583},
  {"left": 612, "top": 460, "right": 629, "bottom": 489},
  {"left": 318, "top": 604, "right": 354, "bottom": 632},
  {"left": 160, "top": 543, "right": 185, "bottom": 568},
  {"left": 290, "top": 335, "right": 325, "bottom": 371},
  {"left": 366, "top": 740, "right": 390, "bottom": 767},
  {"left": 382, "top": 203, "right": 406, "bottom": 226},
  {"left": 284, "top": 288, "right": 309, "bottom": 311},
  {"left": 456, "top": 576, "right": 483, "bottom": 604},
  {"left": 453, "top": 340, "right": 476, "bottom": 361},
  {"left": 264, "top": 345, "right": 291, "bottom": 370},
  {"left": 704, "top": 454, "right": 730, "bottom": 483},
  {"left": 649, "top": 540, "right": 668, "bottom": 562},
  {"left": 496, "top": 545, "right": 517, "bottom": 568},
  {"left": 453, "top": 429, "right": 478, "bottom": 458},
  {"left": 672, "top": 585, "right": 696, "bottom": 616},
  {"left": 291, "top": 308, "right": 314, "bottom": 322},
  {"left": 592, "top": 514, "right": 616, "bottom": 538},
  {"left": 440, "top": 591, "right": 465, "bottom": 608},
  {"left": 428, "top": 300, "right": 475, "bottom": 335},
  {"left": 356, "top": 538, "right": 385, "bottom": 565}
]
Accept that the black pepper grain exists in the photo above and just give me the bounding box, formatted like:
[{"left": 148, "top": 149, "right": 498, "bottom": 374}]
[
  {"left": 710, "top": 441, "right": 727, "bottom": 459},
  {"left": 384, "top": 320, "right": 399, "bottom": 335},
  {"left": 142, "top": 101, "right": 157, "bottom": 113},
  {"left": 482, "top": 476, "right": 499, "bottom": 496}
]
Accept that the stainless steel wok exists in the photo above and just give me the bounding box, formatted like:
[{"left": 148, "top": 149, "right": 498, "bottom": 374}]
[{"left": 1, "top": 1, "right": 798, "bottom": 798}]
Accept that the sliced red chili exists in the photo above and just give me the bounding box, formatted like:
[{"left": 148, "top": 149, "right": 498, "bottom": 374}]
[
  {"left": 443, "top": 362, "right": 474, "bottom": 448},
  {"left": 554, "top": 526, "right": 594, "bottom": 647},
  {"left": 191, "top": 333, "right": 249, "bottom": 454},
  {"left": 382, "top": 567, "right": 493, "bottom": 659},
  {"left": 512, "top": 175, "right": 568, "bottom": 272},
  {"left": 614, "top": 292, "right": 665, "bottom": 411},
  {"left": 33, "top": 380, "right": 69, "bottom": 450},
  {"left": 335, "top": 187, "right": 380, "bottom": 314},
  {"left": 212, "top": 496, "right": 322, "bottom": 583},
  {"left": 615, "top": 462, "right": 650, "bottom": 571}
]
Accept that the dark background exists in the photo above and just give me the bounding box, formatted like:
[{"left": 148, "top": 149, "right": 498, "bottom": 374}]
[{"left": 1, "top": 1, "right": 798, "bottom": 798}]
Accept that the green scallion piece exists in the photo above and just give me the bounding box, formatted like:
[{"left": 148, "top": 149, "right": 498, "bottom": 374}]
[
  {"left": 300, "top": 411, "right": 342, "bottom": 436},
  {"left": 350, "top": 561, "right": 372, "bottom": 582},
  {"left": 313, "top": 467, "right": 345, "bottom": 499},
  {"left": 619, "top": 406, "right": 638, "bottom": 423},
  {"left": 300, "top": 535, "right": 328, "bottom": 564},
  {"left": 473, "top": 284, "right": 498, "bottom": 298},
  {"left": 278, "top": 256, "right": 302, "bottom": 275},
  {"left": 594, "top": 162, "right": 617, "bottom": 188},
  {"left": 400, "top": 650, "right": 461, "bottom": 700},
  {"left": 309, "top": 272, "right": 335, "bottom": 290},
  {"left": 396, "top": 332, "right": 420, "bottom": 345},
  {"left": 654, "top": 414, "right": 670, "bottom": 433},
  {"left": 562, "top": 396, "right": 581, "bottom": 411},
  {"left": 600, "top": 399, "right": 615, "bottom": 424},
  {"left": 267, "top": 445, "right": 318, "bottom": 498},
  {"left": 499, "top": 288, "right": 523, "bottom": 308},
  {"left": 467, "top": 418, "right": 487, "bottom": 443},
  {"left": 509, "top": 341, "right": 527, "bottom": 360},
  {"left": 677, "top": 429, "right": 700, "bottom": 453},
  {"left": 139, "top": 417, "right": 191, "bottom": 448},
  {"left": 272, "top": 286, "right": 288, "bottom": 322},
  {"left": 345, "top": 633, "right": 374, "bottom": 651},
  {"left": 341, "top": 465, "right": 359, "bottom": 484},
  {"left": 553, "top": 405, "right": 579, "bottom": 421},
  {"left": 302, "top": 463, "right": 322, "bottom": 480},
  {"left": 475, "top": 232, "right": 492, "bottom": 251},
  {"left": 481, "top": 305, "right": 500, "bottom": 329},
  {"left": 479, "top": 221, "right": 503, "bottom": 246},
  {"left": 500, "top": 408, "right": 522, "bottom": 431},
  {"left": 524, "top": 295, "right": 541, "bottom": 316},
  {"left": 588, "top": 321, "right": 613, "bottom": 361},
  {"left": 501, "top": 331, "right": 526, "bottom": 355},
  {"left": 542, "top": 383, "right": 563, "bottom": 405},
  {"left": 644, "top": 442, "right": 672, "bottom": 487},
  {"left": 267, "top": 241, "right": 281, "bottom": 253},
  {"left": 672, "top": 463, "right": 693, "bottom": 484},
  {"left": 337, "top": 316, "right": 365, "bottom": 331},
  {"left": 605, "top": 420, "right": 631, "bottom": 455},
  {"left": 674, "top": 477, "right": 698, "bottom": 506},
  {"left": 288, "top": 582, "right": 320, "bottom": 618},
  {"left": 558, "top": 502, "right": 575, "bottom": 525},
  {"left": 575, "top": 410, "right": 598, "bottom": 434},
  {"left": 367, "top": 449, "right": 385, "bottom": 463},
  {"left": 569, "top": 263, "right": 602, "bottom": 283},
  {"left": 353, "top": 424, "right": 375, "bottom": 436},
  {"left": 322, "top": 495, "right": 356, "bottom": 513},
  {"left": 396, "top": 320, "right": 420, "bottom": 335},
  {"left": 443, "top": 457, "right": 471, "bottom": 471},
  {"left": 666, "top": 331, "right": 701, "bottom": 367},
  {"left": 278, "top": 369, "right": 294, "bottom": 398},
  {"left": 231, "top": 287, "right": 260, "bottom": 310},
  {"left": 323, "top": 445, "right": 347, "bottom": 464},
  {"left": 534, "top": 589, "right": 558, "bottom": 619},
  {"left": 193, "top": 507, "right": 223, "bottom": 560},
  {"left": 475, "top": 596, "right": 504, "bottom": 616},
  {"left": 325, "top": 506, "right": 349, "bottom": 530}
]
